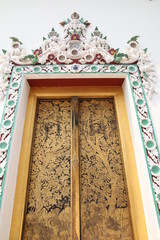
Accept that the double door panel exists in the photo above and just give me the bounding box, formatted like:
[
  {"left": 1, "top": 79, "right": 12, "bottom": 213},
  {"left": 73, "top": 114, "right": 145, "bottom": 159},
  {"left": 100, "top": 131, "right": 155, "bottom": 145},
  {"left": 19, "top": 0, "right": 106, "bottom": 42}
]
[{"left": 22, "top": 98, "right": 133, "bottom": 240}]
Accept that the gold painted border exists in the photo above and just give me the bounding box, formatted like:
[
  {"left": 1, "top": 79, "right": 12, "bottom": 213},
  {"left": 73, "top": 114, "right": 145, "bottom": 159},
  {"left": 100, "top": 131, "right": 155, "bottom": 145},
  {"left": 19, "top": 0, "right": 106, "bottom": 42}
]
[{"left": 10, "top": 86, "right": 148, "bottom": 240}]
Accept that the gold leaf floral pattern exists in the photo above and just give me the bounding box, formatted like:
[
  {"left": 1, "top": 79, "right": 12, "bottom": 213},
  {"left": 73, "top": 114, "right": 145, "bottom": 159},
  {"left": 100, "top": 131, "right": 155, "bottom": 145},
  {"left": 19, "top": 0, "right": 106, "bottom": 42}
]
[
  {"left": 22, "top": 100, "right": 71, "bottom": 240},
  {"left": 80, "top": 99, "right": 133, "bottom": 240},
  {"left": 22, "top": 98, "right": 133, "bottom": 240}
]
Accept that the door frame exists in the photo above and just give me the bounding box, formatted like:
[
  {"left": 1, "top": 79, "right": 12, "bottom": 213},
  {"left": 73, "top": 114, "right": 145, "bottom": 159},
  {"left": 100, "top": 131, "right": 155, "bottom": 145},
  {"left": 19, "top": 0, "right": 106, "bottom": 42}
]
[{"left": 10, "top": 86, "right": 148, "bottom": 239}]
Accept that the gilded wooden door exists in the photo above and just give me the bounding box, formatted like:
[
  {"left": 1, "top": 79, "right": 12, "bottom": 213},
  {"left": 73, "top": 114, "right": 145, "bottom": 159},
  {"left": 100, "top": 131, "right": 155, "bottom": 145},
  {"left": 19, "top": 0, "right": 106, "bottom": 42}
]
[{"left": 22, "top": 98, "right": 133, "bottom": 240}]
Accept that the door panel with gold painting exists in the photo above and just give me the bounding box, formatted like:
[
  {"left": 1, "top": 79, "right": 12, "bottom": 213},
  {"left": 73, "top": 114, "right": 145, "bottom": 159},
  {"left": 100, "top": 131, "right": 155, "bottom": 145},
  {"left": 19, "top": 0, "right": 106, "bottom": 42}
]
[
  {"left": 22, "top": 98, "right": 133, "bottom": 240},
  {"left": 22, "top": 99, "right": 72, "bottom": 239}
]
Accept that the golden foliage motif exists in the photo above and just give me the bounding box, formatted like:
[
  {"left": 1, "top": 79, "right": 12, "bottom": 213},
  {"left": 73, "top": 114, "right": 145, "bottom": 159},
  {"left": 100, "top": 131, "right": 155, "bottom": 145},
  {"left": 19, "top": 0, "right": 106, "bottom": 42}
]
[
  {"left": 22, "top": 98, "right": 133, "bottom": 240},
  {"left": 22, "top": 100, "right": 71, "bottom": 240},
  {"left": 79, "top": 99, "right": 133, "bottom": 240}
]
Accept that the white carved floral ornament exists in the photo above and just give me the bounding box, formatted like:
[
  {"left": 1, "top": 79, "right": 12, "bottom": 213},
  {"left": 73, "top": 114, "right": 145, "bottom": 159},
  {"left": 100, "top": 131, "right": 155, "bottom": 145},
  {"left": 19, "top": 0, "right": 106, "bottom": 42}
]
[
  {"left": 0, "top": 12, "right": 160, "bottom": 226},
  {"left": 0, "top": 12, "right": 159, "bottom": 100}
]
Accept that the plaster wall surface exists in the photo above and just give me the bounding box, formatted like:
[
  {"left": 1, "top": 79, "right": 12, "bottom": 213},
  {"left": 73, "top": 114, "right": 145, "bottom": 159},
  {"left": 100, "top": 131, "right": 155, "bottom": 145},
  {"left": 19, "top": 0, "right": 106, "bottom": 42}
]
[{"left": 0, "top": 0, "right": 160, "bottom": 239}]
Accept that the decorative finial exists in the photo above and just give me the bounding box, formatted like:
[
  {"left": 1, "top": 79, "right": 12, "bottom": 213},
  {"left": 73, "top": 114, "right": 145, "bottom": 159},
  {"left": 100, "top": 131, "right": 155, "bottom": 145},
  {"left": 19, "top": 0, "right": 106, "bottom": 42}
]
[{"left": 71, "top": 12, "right": 80, "bottom": 20}]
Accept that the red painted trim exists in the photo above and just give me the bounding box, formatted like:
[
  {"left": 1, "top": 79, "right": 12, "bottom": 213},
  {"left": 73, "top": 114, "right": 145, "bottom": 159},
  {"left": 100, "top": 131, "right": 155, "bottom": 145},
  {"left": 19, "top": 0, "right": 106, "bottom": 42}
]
[{"left": 28, "top": 78, "right": 124, "bottom": 87}]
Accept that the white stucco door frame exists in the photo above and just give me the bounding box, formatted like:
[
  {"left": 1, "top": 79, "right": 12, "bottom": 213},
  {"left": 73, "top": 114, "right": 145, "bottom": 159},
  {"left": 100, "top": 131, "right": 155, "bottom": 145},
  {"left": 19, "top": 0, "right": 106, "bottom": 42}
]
[{"left": 0, "top": 64, "right": 159, "bottom": 239}]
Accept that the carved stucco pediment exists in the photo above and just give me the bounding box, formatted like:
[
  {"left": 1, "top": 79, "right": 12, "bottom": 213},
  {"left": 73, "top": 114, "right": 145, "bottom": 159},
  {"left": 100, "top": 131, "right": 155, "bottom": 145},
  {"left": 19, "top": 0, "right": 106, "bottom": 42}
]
[{"left": 0, "top": 12, "right": 159, "bottom": 99}]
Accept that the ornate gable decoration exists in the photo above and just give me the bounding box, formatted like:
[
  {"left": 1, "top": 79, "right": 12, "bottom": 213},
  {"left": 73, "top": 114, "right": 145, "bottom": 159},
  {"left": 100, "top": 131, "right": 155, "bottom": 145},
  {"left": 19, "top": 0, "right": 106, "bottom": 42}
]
[{"left": 0, "top": 12, "right": 159, "bottom": 99}]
